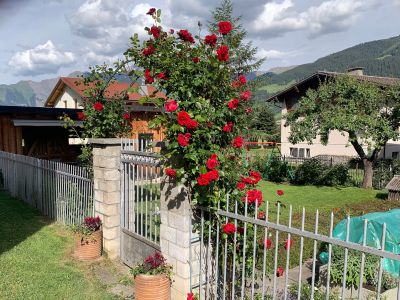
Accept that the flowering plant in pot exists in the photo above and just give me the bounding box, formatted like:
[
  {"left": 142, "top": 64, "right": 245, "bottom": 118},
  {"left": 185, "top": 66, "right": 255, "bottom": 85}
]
[
  {"left": 131, "top": 251, "right": 173, "bottom": 300},
  {"left": 71, "top": 216, "right": 102, "bottom": 260}
]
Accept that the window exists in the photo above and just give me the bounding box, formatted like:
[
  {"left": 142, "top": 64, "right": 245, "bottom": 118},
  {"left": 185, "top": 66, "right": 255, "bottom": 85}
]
[
  {"left": 299, "top": 148, "right": 305, "bottom": 158},
  {"left": 290, "top": 147, "right": 298, "bottom": 157},
  {"left": 392, "top": 152, "right": 399, "bottom": 159},
  {"left": 138, "top": 133, "right": 154, "bottom": 151},
  {"left": 306, "top": 148, "right": 311, "bottom": 158}
]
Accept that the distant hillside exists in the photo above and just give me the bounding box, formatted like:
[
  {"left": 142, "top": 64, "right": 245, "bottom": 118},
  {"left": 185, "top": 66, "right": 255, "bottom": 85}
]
[
  {"left": 0, "top": 71, "right": 83, "bottom": 107},
  {"left": 256, "top": 35, "right": 400, "bottom": 98},
  {"left": 268, "top": 65, "right": 297, "bottom": 74}
]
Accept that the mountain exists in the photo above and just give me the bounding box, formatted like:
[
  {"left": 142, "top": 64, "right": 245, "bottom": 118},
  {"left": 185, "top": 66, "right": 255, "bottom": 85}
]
[
  {"left": 256, "top": 35, "right": 400, "bottom": 99},
  {"left": 0, "top": 71, "right": 83, "bottom": 107},
  {"left": 268, "top": 65, "right": 297, "bottom": 74}
]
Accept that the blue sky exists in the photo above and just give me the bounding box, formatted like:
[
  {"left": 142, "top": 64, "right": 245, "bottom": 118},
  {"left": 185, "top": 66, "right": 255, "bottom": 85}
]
[{"left": 0, "top": 0, "right": 399, "bottom": 84}]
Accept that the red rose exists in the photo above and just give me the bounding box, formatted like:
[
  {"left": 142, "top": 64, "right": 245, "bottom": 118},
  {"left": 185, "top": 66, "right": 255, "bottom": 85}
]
[
  {"left": 177, "top": 111, "right": 191, "bottom": 126},
  {"left": 236, "top": 181, "right": 246, "bottom": 190},
  {"left": 277, "top": 267, "right": 284, "bottom": 277},
  {"left": 186, "top": 119, "right": 198, "bottom": 130},
  {"left": 218, "top": 21, "right": 232, "bottom": 35},
  {"left": 232, "top": 136, "right": 243, "bottom": 148},
  {"left": 93, "top": 102, "right": 104, "bottom": 111},
  {"left": 192, "top": 57, "right": 200, "bottom": 63},
  {"left": 237, "top": 227, "right": 244, "bottom": 234},
  {"left": 147, "top": 8, "right": 156, "bottom": 15},
  {"left": 284, "top": 239, "right": 293, "bottom": 250},
  {"left": 197, "top": 173, "right": 210, "bottom": 186},
  {"left": 157, "top": 72, "right": 167, "bottom": 80},
  {"left": 222, "top": 223, "right": 236, "bottom": 235},
  {"left": 165, "top": 168, "right": 177, "bottom": 178},
  {"left": 122, "top": 112, "right": 130, "bottom": 120},
  {"left": 258, "top": 211, "right": 266, "bottom": 220},
  {"left": 169, "top": 28, "right": 175, "bottom": 34},
  {"left": 206, "top": 154, "right": 218, "bottom": 170},
  {"left": 249, "top": 171, "right": 262, "bottom": 184},
  {"left": 165, "top": 99, "right": 178, "bottom": 112},
  {"left": 240, "top": 91, "right": 251, "bottom": 101},
  {"left": 238, "top": 75, "right": 246, "bottom": 85},
  {"left": 143, "top": 44, "right": 155, "bottom": 56},
  {"left": 77, "top": 111, "right": 85, "bottom": 120},
  {"left": 150, "top": 25, "right": 160, "bottom": 38},
  {"left": 144, "top": 69, "right": 154, "bottom": 84},
  {"left": 261, "top": 237, "right": 272, "bottom": 249},
  {"left": 204, "top": 33, "right": 217, "bottom": 47},
  {"left": 217, "top": 45, "right": 229, "bottom": 61},
  {"left": 178, "top": 133, "right": 191, "bottom": 147},
  {"left": 277, "top": 189, "right": 284, "bottom": 196},
  {"left": 178, "top": 29, "right": 195, "bottom": 43},
  {"left": 228, "top": 98, "right": 239, "bottom": 110},
  {"left": 243, "top": 189, "right": 263, "bottom": 206},
  {"left": 232, "top": 80, "right": 239, "bottom": 89},
  {"left": 187, "top": 293, "right": 195, "bottom": 300},
  {"left": 207, "top": 169, "right": 219, "bottom": 181},
  {"left": 245, "top": 106, "right": 252, "bottom": 114},
  {"left": 223, "top": 122, "right": 233, "bottom": 132}
]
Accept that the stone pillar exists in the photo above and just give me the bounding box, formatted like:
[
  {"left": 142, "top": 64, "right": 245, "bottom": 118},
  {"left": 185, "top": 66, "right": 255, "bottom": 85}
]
[
  {"left": 90, "top": 138, "right": 121, "bottom": 260},
  {"left": 160, "top": 177, "right": 193, "bottom": 300}
]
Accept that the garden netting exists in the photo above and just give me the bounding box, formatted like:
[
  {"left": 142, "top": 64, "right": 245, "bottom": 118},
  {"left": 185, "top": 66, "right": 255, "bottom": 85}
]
[{"left": 333, "top": 209, "right": 400, "bottom": 277}]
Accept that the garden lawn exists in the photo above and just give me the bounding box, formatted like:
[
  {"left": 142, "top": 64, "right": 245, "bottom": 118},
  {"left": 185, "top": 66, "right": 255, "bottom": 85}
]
[{"left": 0, "top": 191, "right": 118, "bottom": 300}]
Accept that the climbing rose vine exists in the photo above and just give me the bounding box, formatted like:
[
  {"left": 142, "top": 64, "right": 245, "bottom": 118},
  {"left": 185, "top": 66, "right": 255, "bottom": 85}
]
[{"left": 126, "top": 9, "right": 262, "bottom": 209}]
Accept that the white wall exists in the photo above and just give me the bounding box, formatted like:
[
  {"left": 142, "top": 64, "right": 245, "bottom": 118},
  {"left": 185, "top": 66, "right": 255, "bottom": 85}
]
[{"left": 54, "top": 86, "right": 83, "bottom": 109}]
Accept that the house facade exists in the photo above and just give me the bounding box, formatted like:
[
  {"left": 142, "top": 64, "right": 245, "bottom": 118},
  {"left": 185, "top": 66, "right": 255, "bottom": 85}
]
[
  {"left": 268, "top": 69, "right": 400, "bottom": 159},
  {"left": 44, "top": 77, "right": 166, "bottom": 142}
]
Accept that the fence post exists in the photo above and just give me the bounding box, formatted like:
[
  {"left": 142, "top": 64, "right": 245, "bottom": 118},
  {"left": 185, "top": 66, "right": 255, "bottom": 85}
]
[
  {"left": 90, "top": 138, "right": 122, "bottom": 260},
  {"left": 160, "top": 176, "right": 193, "bottom": 300}
]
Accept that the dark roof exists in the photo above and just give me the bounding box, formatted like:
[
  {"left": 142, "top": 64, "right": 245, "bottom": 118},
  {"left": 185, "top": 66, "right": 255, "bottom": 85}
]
[
  {"left": 267, "top": 71, "right": 400, "bottom": 102},
  {"left": 386, "top": 175, "right": 400, "bottom": 191},
  {"left": 0, "top": 105, "right": 82, "bottom": 120}
]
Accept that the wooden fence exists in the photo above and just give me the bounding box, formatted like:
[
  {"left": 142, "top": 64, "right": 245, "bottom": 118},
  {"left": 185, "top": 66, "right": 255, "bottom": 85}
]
[{"left": 0, "top": 151, "right": 93, "bottom": 225}]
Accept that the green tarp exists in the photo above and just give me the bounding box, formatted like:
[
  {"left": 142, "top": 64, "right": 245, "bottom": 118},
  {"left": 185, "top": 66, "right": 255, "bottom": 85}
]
[{"left": 333, "top": 209, "right": 400, "bottom": 277}]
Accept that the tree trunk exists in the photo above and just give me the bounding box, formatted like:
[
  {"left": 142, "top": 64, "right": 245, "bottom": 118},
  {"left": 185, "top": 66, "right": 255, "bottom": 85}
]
[{"left": 362, "top": 159, "right": 373, "bottom": 188}]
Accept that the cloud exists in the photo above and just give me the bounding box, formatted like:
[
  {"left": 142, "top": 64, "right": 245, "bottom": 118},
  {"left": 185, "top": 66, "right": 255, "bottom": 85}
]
[
  {"left": 8, "top": 40, "right": 75, "bottom": 76},
  {"left": 250, "top": 0, "right": 379, "bottom": 38},
  {"left": 67, "top": 0, "right": 154, "bottom": 57},
  {"left": 256, "top": 49, "right": 289, "bottom": 60}
]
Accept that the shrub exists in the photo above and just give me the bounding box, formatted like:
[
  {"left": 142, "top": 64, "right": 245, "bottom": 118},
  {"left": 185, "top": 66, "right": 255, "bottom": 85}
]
[
  {"left": 373, "top": 158, "right": 400, "bottom": 189},
  {"left": 319, "top": 164, "right": 350, "bottom": 186},
  {"left": 268, "top": 158, "right": 290, "bottom": 183},
  {"left": 292, "top": 159, "right": 324, "bottom": 185}
]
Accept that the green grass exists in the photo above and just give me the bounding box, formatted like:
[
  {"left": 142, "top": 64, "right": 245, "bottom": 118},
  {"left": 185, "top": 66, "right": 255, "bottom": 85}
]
[{"left": 0, "top": 190, "right": 118, "bottom": 300}]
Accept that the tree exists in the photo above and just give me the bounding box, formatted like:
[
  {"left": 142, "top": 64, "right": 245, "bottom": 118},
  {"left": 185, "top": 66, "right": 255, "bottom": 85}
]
[
  {"left": 208, "top": 0, "right": 265, "bottom": 76},
  {"left": 285, "top": 75, "right": 400, "bottom": 188},
  {"left": 249, "top": 103, "right": 280, "bottom": 142}
]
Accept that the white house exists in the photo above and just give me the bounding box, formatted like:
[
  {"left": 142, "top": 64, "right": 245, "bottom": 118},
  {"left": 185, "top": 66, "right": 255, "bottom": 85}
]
[{"left": 267, "top": 69, "right": 400, "bottom": 159}]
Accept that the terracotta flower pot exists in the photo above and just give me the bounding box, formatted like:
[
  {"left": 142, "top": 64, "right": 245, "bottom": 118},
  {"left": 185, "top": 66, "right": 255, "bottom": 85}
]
[
  {"left": 134, "top": 274, "right": 170, "bottom": 300},
  {"left": 73, "top": 230, "right": 102, "bottom": 260}
]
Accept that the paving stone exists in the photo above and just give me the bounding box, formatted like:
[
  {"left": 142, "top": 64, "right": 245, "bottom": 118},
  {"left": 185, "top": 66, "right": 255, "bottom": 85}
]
[{"left": 108, "top": 284, "right": 134, "bottom": 299}]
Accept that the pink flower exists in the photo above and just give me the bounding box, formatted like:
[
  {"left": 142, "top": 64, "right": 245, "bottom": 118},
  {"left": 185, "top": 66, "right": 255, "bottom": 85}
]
[
  {"left": 245, "top": 106, "right": 252, "bottom": 114},
  {"left": 222, "top": 223, "right": 236, "bottom": 235},
  {"left": 187, "top": 293, "right": 195, "bottom": 300},
  {"left": 93, "top": 102, "right": 104, "bottom": 111},
  {"left": 165, "top": 99, "right": 178, "bottom": 112}
]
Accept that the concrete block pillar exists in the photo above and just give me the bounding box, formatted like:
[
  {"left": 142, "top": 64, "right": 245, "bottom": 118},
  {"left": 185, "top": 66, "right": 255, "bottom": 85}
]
[
  {"left": 160, "top": 177, "right": 193, "bottom": 300},
  {"left": 90, "top": 138, "right": 121, "bottom": 260}
]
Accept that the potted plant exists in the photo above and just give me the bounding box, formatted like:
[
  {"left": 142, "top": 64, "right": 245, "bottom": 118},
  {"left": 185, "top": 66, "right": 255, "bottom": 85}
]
[
  {"left": 131, "top": 251, "right": 173, "bottom": 300},
  {"left": 71, "top": 216, "right": 102, "bottom": 260}
]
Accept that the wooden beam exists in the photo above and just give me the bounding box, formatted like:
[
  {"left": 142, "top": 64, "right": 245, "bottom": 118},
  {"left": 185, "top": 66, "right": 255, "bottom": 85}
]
[
  {"left": 9, "top": 124, "right": 16, "bottom": 153},
  {"left": 2, "top": 117, "right": 10, "bottom": 152},
  {"left": 15, "top": 127, "right": 22, "bottom": 154},
  {"left": 0, "top": 116, "right": 3, "bottom": 151}
]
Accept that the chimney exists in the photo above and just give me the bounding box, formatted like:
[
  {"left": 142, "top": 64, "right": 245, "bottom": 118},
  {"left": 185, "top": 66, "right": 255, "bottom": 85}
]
[{"left": 346, "top": 67, "right": 364, "bottom": 76}]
